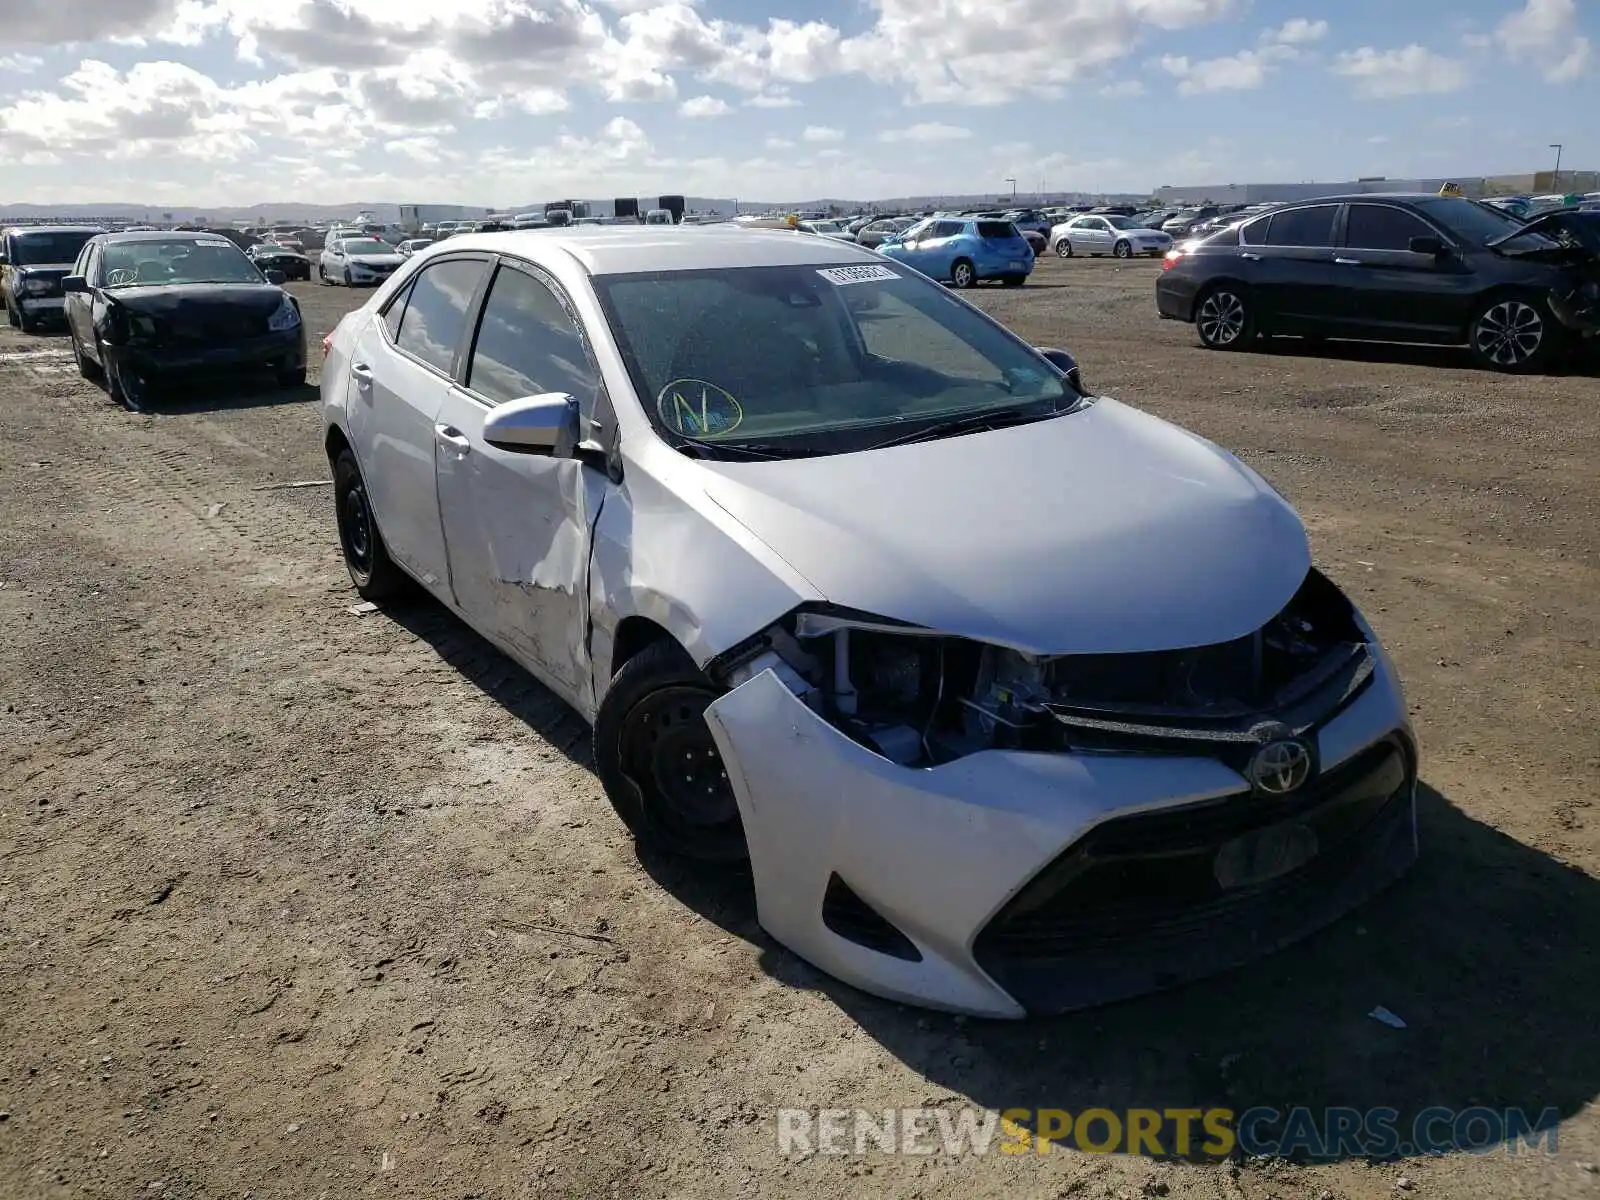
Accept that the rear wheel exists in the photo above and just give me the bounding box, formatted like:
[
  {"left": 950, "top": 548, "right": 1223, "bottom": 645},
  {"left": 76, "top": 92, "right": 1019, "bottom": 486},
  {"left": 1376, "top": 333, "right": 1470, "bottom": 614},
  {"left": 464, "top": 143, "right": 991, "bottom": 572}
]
[
  {"left": 1002, "top": 274, "right": 1026, "bottom": 287},
  {"left": 950, "top": 258, "right": 976, "bottom": 289},
  {"left": 277, "top": 366, "right": 307, "bottom": 388},
  {"left": 333, "top": 449, "right": 409, "bottom": 600},
  {"left": 1055, "top": 239, "right": 1073, "bottom": 258},
  {"left": 1469, "top": 293, "right": 1556, "bottom": 373},
  {"left": 1113, "top": 239, "right": 1133, "bottom": 259},
  {"left": 4, "top": 300, "right": 17, "bottom": 328},
  {"left": 594, "top": 640, "right": 748, "bottom": 864},
  {"left": 1195, "top": 284, "right": 1256, "bottom": 350}
]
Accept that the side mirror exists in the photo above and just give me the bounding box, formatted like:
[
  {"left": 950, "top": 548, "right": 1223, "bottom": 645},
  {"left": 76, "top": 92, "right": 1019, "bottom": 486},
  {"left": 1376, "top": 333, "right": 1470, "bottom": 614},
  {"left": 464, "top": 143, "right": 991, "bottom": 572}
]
[
  {"left": 482, "top": 392, "right": 579, "bottom": 456},
  {"left": 62, "top": 275, "right": 88, "bottom": 294},
  {"left": 1409, "top": 235, "right": 1448, "bottom": 257},
  {"left": 264, "top": 269, "right": 286, "bottom": 285},
  {"left": 1035, "top": 346, "right": 1085, "bottom": 393}
]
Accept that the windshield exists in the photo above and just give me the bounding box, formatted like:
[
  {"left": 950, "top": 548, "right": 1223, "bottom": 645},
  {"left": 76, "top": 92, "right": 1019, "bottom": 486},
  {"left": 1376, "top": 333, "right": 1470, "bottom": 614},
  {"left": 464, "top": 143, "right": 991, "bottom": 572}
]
[
  {"left": 101, "top": 238, "right": 264, "bottom": 287},
  {"left": 11, "top": 231, "right": 96, "bottom": 266},
  {"left": 592, "top": 262, "right": 1076, "bottom": 457},
  {"left": 1412, "top": 198, "right": 1529, "bottom": 247},
  {"left": 341, "top": 239, "right": 393, "bottom": 255}
]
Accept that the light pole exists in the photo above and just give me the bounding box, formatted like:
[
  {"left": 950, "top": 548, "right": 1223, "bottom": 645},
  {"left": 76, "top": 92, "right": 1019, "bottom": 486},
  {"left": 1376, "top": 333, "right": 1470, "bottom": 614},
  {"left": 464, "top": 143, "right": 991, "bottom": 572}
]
[
  {"left": 1549, "top": 143, "right": 1563, "bottom": 189},
  {"left": 1005, "top": 177, "right": 1016, "bottom": 203}
]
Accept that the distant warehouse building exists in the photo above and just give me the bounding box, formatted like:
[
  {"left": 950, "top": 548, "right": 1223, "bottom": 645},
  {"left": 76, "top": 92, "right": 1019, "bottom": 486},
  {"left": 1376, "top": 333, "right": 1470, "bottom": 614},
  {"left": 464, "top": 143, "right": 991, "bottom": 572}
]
[{"left": 1154, "top": 170, "right": 1598, "bottom": 206}]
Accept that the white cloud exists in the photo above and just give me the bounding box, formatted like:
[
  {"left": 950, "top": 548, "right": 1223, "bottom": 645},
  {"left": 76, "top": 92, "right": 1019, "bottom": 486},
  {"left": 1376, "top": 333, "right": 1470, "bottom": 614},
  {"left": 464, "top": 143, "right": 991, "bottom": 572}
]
[
  {"left": 1494, "top": 0, "right": 1592, "bottom": 82},
  {"left": 878, "top": 122, "right": 972, "bottom": 143},
  {"left": 1332, "top": 44, "right": 1470, "bottom": 97},
  {"left": 1263, "top": 17, "right": 1328, "bottom": 45},
  {"left": 801, "top": 124, "right": 844, "bottom": 142},
  {"left": 764, "top": 135, "right": 793, "bottom": 149},
  {"left": 679, "top": 93, "right": 731, "bottom": 117},
  {"left": 1, "top": 0, "right": 185, "bottom": 45},
  {"left": 1160, "top": 48, "right": 1277, "bottom": 93},
  {"left": 746, "top": 88, "right": 800, "bottom": 108},
  {"left": 1099, "top": 78, "right": 1145, "bottom": 96}
]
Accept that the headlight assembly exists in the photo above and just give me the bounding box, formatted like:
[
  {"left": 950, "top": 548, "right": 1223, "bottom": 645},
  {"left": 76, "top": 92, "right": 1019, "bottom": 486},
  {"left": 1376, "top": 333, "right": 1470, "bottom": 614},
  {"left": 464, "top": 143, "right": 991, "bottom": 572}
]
[
  {"left": 267, "top": 296, "right": 301, "bottom": 332},
  {"left": 23, "top": 277, "right": 53, "bottom": 296}
]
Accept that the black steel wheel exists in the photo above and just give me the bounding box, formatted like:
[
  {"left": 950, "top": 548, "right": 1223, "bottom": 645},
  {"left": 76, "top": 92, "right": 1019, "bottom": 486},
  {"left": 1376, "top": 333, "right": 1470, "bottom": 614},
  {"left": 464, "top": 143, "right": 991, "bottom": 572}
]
[
  {"left": 333, "top": 449, "right": 408, "bottom": 599},
  {"left": 594, "top": 640, "right": 748, "bottom": 864}
]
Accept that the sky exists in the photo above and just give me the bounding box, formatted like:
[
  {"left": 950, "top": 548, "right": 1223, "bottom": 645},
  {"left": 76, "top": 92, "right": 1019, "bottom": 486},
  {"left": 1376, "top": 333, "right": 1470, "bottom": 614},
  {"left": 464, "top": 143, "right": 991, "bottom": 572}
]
[{"left": 0, "top": 0, "right": 1595, "bottom": 207}]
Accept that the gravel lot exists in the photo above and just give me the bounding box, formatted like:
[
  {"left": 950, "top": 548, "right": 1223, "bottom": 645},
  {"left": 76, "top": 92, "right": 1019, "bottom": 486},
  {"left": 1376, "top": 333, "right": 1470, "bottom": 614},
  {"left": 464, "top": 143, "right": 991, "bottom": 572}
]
[{"left": 2, "top": 254, "right": 1597, "bottom": 1200}]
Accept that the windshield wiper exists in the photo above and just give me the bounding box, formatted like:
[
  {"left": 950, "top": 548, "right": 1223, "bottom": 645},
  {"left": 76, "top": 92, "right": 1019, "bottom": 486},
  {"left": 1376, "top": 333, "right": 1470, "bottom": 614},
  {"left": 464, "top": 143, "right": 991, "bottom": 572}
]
[
  {"left": 672, "top": 437, "right": 822, "bottom": 461},
  {"left": 862, "top": 399, "right": 1078, "bottom": 451}
]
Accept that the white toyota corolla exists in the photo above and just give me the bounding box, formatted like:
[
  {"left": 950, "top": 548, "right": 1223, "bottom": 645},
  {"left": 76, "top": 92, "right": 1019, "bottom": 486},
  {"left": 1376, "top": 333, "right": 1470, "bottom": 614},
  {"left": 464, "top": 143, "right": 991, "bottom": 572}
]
[{"left": 317, "top": 226, "right": 1418, "bottom": 1018}]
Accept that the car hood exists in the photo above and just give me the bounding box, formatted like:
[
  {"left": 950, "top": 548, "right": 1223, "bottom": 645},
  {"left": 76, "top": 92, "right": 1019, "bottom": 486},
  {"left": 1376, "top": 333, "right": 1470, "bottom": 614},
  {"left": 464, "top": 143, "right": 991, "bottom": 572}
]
[
  {"left": 693, "top": 398, "right": 1312, "bottom": 655},
  {"left": 1489, "top": 210, "right": 1600, "bottom": 262},
  {"left": 13, "top": 262, "right": 75, "bottom": 274},
  {"left": 104, "top": 282, "right": 286, "bottom": 316}
]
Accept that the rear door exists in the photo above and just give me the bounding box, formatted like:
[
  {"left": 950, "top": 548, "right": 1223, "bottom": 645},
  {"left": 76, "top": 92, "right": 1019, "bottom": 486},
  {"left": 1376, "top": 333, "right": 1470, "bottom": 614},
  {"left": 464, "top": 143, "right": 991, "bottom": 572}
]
[
  {"left": 346, "top": 254, "right": 491, "bottom": 595},
  {"left": 1248, "top": 203, "right": 1345, "bottom": 335},
  {"left": 1330, "top": 202, "right": 1474, "bottom": 342},
  {"left": 433, "top": 258, "right": 612, "bottom": 708}
]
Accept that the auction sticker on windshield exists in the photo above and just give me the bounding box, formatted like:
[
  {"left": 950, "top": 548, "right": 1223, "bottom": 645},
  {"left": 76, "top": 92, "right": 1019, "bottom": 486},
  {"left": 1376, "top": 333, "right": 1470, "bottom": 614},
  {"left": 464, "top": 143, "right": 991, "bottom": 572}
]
[
  {"left": 195, "top": 238, "right": 234, "bottom": 248},
  {"left": 817, "top": 264, "right": 900, "bottom": 286},
  {"left": 657, "top": 379, "right": 745, "bottom": 439}
]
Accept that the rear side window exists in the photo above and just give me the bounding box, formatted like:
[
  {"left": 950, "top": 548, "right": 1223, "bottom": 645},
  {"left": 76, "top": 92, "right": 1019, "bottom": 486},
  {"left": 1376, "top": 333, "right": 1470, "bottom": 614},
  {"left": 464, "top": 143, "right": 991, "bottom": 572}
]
[
  {"left": 977, "top": 221, "right": 1018, "bottom": 239},
  {"left": 1265, "top": 205, "right": 1338, "bottom": 248},
  {"left": 395, "top": 258, "right": 487, "bottom": 374},
  {"left": 1240, "top": 217, "right": 1269, "bottom": 245},
  {"left": 1345, "top": 204, "right": 1436, "bottom": 251}
]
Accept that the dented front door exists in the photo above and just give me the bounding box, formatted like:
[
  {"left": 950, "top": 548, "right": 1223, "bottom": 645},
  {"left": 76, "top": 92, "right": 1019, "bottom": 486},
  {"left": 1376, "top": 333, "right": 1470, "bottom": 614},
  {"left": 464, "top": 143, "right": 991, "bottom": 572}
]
[{"left": 433, "top": 384, "right": 606, "bottom": 706}]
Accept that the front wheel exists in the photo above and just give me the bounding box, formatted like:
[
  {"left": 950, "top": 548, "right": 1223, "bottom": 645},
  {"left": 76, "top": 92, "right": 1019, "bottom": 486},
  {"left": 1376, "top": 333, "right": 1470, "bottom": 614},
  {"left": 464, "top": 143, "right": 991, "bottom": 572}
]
[
  {"left": 4, "top": 301, "right": 17, "bottom": 328},
  {"left": 333, "top": 449, "right": 409, "bottom": 600},
  {"left": 1113, "top": 239, "right": 1133, "bottom": 259},
  {"left": 318, "top": 265, "right": 331, "bottom": 286},
  {"left": 71, "top": 330, "right": 103, "bottom": 381},
  {"left": 593, "top": 640, "right": 748, "bottom": 864},
  {"left": 950, "top": 258, "right": 976, "bottom": 289},
  {"left": 1054, "top": 239, "right": 1073, "bottom": 258},
  {"left": 277, "top": 366, "right": 307, "bottom": 388},
  {"left": 1469, "top": 294, "right": 1556, "bottom": 373},
  {"left": 106, "top": 359, "right": 152, "bottom": 412},
  {"left": 1195, "top": 285, "right": 1256, "bottom": 350},
  {"left": 343, "top": 267, "right": 354, "bottom": 287}
]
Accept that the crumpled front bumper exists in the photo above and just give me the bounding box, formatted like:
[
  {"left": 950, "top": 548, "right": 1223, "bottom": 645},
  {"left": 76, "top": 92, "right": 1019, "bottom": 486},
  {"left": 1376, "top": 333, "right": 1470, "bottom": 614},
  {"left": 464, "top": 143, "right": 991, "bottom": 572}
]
[
  {"left": 1549, "top": 285, "right": 1600, "bottom": 337},
  {"left": 704, "top": 644, "right": 1416, "bottom": 1019},
  {"left": 106, "top": 328, "right": 306, "bottom": 377}
]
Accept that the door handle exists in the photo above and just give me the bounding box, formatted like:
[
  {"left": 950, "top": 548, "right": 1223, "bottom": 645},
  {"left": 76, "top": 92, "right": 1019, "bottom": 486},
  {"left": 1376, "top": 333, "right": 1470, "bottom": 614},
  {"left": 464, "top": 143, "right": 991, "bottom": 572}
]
[
  {"left": 1240, "top": 252, "right": 1261, "bottom": 261},
  {"left": 1335, "top": 257, "right": 1361, "bottom": 265},
  {"left": 434, "top": 424, "right": 472, "bottom": 453},
  {"left": 350, "top": 362, "right": 373, "bottom": 388}
]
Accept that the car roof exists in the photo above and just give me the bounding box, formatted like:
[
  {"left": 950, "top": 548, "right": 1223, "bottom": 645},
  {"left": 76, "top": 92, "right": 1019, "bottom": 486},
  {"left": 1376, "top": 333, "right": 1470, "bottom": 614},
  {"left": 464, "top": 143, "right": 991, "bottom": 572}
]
[
  {"left": 439, "top": 225, "right": 888, "bottom": 276},
  {"left": 94, "top": 230, "right": 240, "bottom": 243}
]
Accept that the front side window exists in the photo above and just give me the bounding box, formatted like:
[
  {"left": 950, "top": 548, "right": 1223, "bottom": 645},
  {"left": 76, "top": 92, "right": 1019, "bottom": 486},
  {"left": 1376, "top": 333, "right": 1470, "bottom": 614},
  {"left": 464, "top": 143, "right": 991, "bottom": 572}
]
[
  {"left": 101, "top": 238, "right": 264, "bottom": 288},
  {"left": 466, "top": 265, "right": 598, "bottom": 407},
  {"left": 592, "top": 262, "right": 1075, "bottom": 456},
  {"left": 1265, "top": 205, "right": 1338, "bottom": 248},
  {"left": 394, "top": 258, "right": 487, "bottom": 374},
  {"left": 933, "top": 221, "right": 964, "bottom": 239},
  {"left": 1345, "top": 204, "right": 1437, "bottom": 251}
]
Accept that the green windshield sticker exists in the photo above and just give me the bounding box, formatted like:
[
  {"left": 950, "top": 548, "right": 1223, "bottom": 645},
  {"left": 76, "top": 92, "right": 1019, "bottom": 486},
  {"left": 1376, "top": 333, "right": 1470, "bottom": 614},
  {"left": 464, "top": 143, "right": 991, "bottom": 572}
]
[{"left": 656, "top": 379, "right": 745, "bottom": 439}]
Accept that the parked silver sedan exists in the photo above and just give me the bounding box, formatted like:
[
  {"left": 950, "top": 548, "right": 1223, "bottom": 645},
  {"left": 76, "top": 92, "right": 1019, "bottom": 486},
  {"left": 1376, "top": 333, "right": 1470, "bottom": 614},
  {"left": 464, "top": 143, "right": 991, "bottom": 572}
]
[
  {"left": 1048, "top": 214, "right": 1173, "bottom": 259},
  {"left": 317, "top": 227, "right": 1416, "bottom": 1018}
]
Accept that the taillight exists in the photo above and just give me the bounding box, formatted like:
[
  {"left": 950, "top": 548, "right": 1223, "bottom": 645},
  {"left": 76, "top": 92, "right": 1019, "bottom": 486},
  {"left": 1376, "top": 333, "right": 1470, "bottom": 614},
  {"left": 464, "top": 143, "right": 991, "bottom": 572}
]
[
  {"left": 321, "top": 332, "right": 333, "bottom": 356},
  {"left": 1162, "top": 250, "right": 1183, "bottom": 271}
]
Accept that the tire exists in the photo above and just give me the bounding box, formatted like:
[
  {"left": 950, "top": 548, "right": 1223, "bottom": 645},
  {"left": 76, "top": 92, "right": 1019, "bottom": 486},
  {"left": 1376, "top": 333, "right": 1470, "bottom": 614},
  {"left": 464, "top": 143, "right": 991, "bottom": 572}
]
[
  {"left": 277, "top": 366, "right": 307, "bottom": 388},
  {"left": 333, "top": 449, "right": 409, "bottom": 601},
  {"left": 593, "top": 640, "right": 748, "bottom": 864},
  {"left": 1055, "top": 239, "right": 1073, "bottom": 258},
  {"left": 1468, "top": 292, "right": 1558, "bottom": 373},
  {"left": 1002, "top": 274, "right": 1025, "bottom": 287},
  {"left": 1113, "top": 239, "right": 1133, "bottom": 259},
  {"left": 950, "top": 258, "right": 976, "bottom": 289},
  {"left": 4, "top": 300, "right": 17, "bottom": 328},
  {"left": 344, "top": 267, "right": 354, "bottom": 287},
  {"left": 106, "top": 358, "right": 152, "bottom": 412},
  {"left": 1194, "top": 284, "right": 1256, "bottom": 351},
  {"left": 318, "top": 265, "right": 331, "bottom": 286}
]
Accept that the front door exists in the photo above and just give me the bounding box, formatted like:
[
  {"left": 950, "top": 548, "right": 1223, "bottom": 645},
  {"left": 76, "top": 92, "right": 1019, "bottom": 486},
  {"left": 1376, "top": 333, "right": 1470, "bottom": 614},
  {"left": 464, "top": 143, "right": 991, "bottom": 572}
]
[
  {"left": 347, "top": 254, "right": 490, "bottom": 595},
  {"left": 1329, "top": 202, "right": 1475, "bottom": 342},
  {"left": 434, "top": 259, "right": 611, "bottom": 709}
]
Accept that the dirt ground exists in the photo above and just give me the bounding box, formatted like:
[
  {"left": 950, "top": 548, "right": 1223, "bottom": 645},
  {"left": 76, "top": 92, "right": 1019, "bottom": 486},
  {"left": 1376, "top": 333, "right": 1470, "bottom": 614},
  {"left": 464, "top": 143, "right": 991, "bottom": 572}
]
[{"left": 1, "top": 255, "right": 1597, "bottom": 1200}]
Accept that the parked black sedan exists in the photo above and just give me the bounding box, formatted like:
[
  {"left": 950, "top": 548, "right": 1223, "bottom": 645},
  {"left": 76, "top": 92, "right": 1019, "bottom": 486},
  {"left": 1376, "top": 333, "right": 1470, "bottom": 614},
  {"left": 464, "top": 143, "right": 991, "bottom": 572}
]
[
  {"left": 247, "top": 242, "right": 312, "bottom": 281},
  {"left": 62, "top": 231, "right": 308, "bottom": 411},
  {"left": 1156, "top": 193, "right": 1600, "bottom": 372}
]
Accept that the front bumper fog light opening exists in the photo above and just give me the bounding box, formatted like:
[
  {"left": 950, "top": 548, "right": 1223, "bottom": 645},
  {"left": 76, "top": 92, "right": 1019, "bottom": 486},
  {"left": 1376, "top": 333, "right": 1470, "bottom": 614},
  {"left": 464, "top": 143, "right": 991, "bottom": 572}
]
[{"left": 821, "top": 873, "right": 922, "bottom": 962}]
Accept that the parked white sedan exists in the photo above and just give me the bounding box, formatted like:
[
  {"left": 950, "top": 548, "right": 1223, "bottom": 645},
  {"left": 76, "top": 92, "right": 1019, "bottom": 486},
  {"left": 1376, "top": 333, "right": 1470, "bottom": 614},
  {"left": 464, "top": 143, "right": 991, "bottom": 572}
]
[
  {"left": 317, "top": 226, "right": 1416, "bottom": 1018},
  {"left": 318, "top": 236, "right": 405, "bottom": 287},
  {"left": 1048, "top": 214, "right": 1173, "bottom": 259}
]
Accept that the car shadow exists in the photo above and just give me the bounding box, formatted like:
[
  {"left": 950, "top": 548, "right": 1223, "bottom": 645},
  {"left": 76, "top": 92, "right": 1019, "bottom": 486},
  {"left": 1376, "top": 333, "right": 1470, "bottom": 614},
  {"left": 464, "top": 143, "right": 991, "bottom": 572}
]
[
  {"left": 1252, "top": 336, "right": 1600, "bottom": 377},
  {"left": 647, "top": 782, "right": 1600, "bottom": 1163},
  {"left": 151, "top": 379, "right": 319, "bottom": 413}
]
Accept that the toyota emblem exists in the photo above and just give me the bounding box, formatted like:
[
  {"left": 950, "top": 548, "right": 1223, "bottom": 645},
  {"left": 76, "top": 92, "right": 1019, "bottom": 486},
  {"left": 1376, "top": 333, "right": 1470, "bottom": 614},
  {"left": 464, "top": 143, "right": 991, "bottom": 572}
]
[{"left": 1248, "top": 738, "right": 1313, "bottom": 795}]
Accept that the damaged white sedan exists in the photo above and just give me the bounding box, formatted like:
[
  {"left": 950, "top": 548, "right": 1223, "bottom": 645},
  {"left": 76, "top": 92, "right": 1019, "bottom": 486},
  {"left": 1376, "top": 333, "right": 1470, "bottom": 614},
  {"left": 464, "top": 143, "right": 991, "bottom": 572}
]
[{"left": 318, "top": 226, "right": 1418, "bottom": 1019}]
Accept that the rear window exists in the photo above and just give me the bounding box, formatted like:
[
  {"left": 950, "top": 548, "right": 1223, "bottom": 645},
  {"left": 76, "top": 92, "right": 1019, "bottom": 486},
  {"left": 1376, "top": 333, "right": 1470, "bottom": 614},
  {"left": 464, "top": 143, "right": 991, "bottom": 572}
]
[{"left": 977, "top": 221, "right": 1019, "bottom": 240}]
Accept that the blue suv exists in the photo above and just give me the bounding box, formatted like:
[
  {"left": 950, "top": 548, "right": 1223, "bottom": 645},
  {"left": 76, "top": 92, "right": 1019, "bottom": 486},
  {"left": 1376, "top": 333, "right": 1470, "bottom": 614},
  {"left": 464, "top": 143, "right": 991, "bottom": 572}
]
[{"left": 878, "top": 217, "right": 1034, "bottom": 288}]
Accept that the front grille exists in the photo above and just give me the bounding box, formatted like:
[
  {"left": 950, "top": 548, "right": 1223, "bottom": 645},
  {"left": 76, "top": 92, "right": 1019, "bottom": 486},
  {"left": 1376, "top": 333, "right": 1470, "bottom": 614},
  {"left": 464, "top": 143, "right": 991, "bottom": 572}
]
[
  {"left": 974, "top": 737, "right": 1413, "bottom": 964},
  {"left": 166, "top": 313, "right": 265, "bottom": 342}
]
